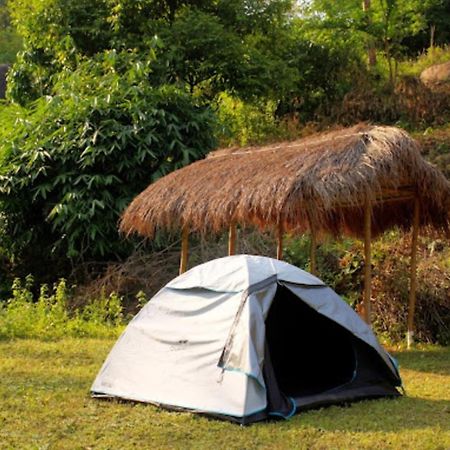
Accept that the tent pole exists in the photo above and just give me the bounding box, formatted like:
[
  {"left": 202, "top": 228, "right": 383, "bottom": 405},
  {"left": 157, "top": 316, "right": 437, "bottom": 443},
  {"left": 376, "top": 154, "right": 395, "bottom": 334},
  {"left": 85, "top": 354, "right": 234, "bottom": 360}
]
[
  {"left": 228, "top": 222, "right": 237, "bottom": 256},
  {"left": 407, "top": 197, "right": 420, "bottom": 349},
  {"left": 276, "top": 221, "right": 283, "bottom": 260},
  {"left": 179, "top": 226, "right": 189, "bottom": 275},
  {"left": 363, "top": 199, "right": 372, "bottom": 325}
]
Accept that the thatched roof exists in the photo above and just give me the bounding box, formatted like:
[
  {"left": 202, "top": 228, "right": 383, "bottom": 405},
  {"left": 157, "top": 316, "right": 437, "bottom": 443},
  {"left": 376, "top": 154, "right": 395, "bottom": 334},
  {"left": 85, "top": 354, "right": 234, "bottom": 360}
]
[{"left": 120, "top": 124, "right": 450, "bottom": 239}]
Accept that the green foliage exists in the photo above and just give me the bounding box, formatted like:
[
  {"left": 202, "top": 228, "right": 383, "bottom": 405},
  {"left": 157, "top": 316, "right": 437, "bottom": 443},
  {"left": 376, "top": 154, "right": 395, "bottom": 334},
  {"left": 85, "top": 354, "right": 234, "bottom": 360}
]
[
  {"left": 299, "top": 0, "right": 433, "bottom": 84},
  {"left": 285, "top": 236, "right": 363, "bottom": 306},
  {"left": 0, "top": 29, "right": 21, "bottom": 64},
  {"left": 0, "top": 50, "right": 217, "bottom": 267},
  {"left": 0, "top": 0, "right": 21, "bottom": 63},
  {"left": 215, "top": 92, "right": 292, "bottom": 146},
  {"left": 279, "top": 35, "right": 367, "bottom": 121},
  {"left": 7, "top": 0, "right": 296, "bottom": 104},
  {"left": 159, "top": 8, "right": 244, "bottom": 95},
  {"left": 135, "top": 290, "right": 148, "bottom": 309},
  {"left": 401, "top": 0, "right": 450, "bottom": 53},
  {"left": 0, "top": 277, "right": 125, "bottom": 340},
  {"left": 298, "top": 0, "right": 367, "bottom": 52}
]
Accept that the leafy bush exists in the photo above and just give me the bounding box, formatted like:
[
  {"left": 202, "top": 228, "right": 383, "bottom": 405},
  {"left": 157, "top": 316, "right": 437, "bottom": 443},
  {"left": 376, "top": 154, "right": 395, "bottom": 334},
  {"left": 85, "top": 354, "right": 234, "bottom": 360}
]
[
  {"left": 0, "top": 50, "right": 217, "bottom": 276},
  {"left": 285, "top": 236, "right": 363, "bottom": 307},
  {"left": 0, "top": 276, "right": 126, "bottom": 340},
  {"left": 215, "top": 92, "right": 294, "bottom": 146}
]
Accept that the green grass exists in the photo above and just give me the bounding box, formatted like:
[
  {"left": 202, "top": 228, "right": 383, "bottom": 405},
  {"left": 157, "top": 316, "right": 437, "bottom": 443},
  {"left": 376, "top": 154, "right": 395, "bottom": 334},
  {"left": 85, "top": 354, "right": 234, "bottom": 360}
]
[{"left": 0, "top": 340, "right": 449, "bottom": 450}]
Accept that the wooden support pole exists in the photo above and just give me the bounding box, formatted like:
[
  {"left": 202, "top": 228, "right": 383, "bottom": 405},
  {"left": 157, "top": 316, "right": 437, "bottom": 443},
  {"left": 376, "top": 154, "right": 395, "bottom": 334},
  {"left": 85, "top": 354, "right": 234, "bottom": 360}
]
[
  {"left": 363, "top": 199, "right": 372, "bottom": 325},
  {"left": 407, "top": 197, "right": 420, "bottom": 349},
  {"left": 276, "top": 221, "right": 283, "bottom": 260},
  {"left": 310, "top": 230, "right": 317, "bottom": 276},
  {"left": 228, "top": 222, "right": 237, "bottom": 256},
  {"left": 179, "top": 226, "right": 189, "bottom": 275},
  {"left": 308, "top": 214, "right": 317, "bottom": 276}
]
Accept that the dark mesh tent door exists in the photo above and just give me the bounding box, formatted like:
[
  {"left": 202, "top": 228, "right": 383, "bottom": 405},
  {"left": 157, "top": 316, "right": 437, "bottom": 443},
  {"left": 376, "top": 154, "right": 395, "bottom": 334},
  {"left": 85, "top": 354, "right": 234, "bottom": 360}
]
[
  {"left": 264, "top": 285, "right": 399, "bottom": 409},
  {"left": 265, "top": 286, "right": 356, "bottom": 397}
]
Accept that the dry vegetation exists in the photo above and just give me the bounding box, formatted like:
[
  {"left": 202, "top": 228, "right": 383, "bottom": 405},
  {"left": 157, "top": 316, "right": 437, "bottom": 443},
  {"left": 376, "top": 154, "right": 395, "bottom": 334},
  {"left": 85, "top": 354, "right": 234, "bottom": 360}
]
[
  {"left": 120, "top": 125, "right": 450, "bottom": 240},
  {"left": 332, "top": 76, "right": 450, "bottom": 126},
  {"left": 75, "top": 231, "right": 276, "bottom": 311}
]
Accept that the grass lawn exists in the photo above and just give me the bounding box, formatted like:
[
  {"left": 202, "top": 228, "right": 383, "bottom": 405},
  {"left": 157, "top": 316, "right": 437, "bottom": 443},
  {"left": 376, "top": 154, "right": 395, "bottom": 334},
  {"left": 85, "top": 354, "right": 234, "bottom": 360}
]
[{"left": 0, "top": 339, "right": 449, "bottom": 450}]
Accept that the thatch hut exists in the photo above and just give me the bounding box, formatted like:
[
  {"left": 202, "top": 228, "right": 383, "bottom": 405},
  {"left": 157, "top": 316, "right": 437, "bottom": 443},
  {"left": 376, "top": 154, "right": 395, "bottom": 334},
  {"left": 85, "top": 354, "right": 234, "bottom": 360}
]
[{"left": 120, "top": 124, "right": 450, "bottom": 346}]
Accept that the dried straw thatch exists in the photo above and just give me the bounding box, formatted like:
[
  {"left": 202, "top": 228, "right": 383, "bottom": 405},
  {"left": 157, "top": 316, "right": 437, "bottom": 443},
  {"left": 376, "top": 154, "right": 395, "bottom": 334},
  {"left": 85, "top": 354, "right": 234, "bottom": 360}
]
[{"left": 120, "top": 124, "right": 450, "bottom": 239}]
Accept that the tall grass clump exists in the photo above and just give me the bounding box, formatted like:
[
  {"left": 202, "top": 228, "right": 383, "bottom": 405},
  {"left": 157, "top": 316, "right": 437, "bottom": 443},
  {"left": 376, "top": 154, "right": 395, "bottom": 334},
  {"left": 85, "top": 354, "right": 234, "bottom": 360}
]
[
  {"left": 400, "top": 45, "right": 450, "bottom": 78},
  {"left": 0, "top": 276, "right": 125, "bottom": 340}
]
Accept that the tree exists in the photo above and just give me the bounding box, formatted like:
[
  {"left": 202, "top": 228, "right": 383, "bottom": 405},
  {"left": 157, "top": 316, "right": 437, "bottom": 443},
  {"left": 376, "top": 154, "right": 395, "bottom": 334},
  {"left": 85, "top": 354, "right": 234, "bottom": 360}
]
[
  {"left": 362, "top": 0, "right": 377, "bottom": 66},
  {"left": 157, "top": 8, "right": 244, "bottom": 94},
  {"left": 424, "top": 0, "right": 450, "bottom": 48},
  {"left": 373, "top": 0, "right": 427, "bottom": 84},
  {"left": 400, "top": 0, "right": 450, "bottom": 54},
  {"left": 299, "top": 0, "right": 430, "bottom": 84},
  {"left": 0, "top": 0, "right": 21, "bottom": 63},
  {"left": 7, "top": 0, "right": 296, "bottom": 104}
]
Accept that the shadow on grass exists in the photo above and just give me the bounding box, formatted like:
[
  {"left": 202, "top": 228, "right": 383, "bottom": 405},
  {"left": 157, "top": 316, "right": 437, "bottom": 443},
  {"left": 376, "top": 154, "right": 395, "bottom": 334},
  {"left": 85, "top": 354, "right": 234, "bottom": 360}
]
[{"left": 393, "top": 347, "right": 450, "bottom": 376}]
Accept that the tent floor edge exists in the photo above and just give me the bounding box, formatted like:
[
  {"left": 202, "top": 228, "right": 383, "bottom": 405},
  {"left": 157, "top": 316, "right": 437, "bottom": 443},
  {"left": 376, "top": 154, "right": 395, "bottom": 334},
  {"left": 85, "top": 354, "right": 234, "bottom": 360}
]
[
  {"left": 90, "top": 391, "right": 269, "bottom": 425},
  {"left": 292, "top": 384, "right": 401, "bottom": 411}
]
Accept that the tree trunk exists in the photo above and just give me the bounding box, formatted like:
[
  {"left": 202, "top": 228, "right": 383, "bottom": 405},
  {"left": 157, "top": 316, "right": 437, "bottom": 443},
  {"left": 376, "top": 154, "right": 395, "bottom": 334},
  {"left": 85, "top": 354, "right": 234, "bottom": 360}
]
[
  {"left": 430, "top": 24, "right": 436, "bottom": 52},
  {"left": 363, "top": 0, "right": 377, "bottom": 66}
]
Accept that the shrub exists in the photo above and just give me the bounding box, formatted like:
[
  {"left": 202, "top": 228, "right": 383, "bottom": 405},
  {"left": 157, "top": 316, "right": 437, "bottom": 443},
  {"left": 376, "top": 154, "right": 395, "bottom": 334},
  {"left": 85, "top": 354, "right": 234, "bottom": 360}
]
[
  {"left": 285, "top": 232, "right": 450, "bottom": 345},
  {"left": 0, "top": 276, "right": 126, "bottom": 340},
  {"left": 215, "top": 92, "right": 294, "bottom": 146},
  {"left": 284, "top": 236, "right": 363, "bottom": 307},
  {"left": 0, "top": 50, "right": 217, "bottom": 277}
]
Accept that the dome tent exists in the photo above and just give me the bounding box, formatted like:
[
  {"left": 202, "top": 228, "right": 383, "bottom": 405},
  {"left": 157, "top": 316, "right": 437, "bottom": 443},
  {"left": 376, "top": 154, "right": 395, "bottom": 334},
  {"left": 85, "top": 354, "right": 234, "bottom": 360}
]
[{"left": 91, "top": 255, "right": 402, "bottom": 424}]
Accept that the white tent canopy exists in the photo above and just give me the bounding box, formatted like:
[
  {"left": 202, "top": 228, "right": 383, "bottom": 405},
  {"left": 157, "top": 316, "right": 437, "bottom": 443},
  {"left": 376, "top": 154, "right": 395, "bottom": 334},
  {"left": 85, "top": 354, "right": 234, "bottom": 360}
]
[{"left": 92, "top": 255, "right": 401, "bottom": 423}]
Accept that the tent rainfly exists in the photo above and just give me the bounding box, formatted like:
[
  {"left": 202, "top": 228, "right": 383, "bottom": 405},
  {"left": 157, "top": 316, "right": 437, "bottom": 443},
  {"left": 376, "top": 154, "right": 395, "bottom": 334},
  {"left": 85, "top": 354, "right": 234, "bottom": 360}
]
[
  {"left": 120, "top": 124, "right": 450, "bottom": 347},
  {"left": 92, "top": 255, "right": 402, "bottom": 424}
]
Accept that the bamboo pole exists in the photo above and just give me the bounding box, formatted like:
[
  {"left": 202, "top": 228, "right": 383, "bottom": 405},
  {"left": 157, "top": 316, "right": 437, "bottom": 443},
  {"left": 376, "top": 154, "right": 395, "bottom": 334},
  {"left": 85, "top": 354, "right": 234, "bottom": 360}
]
[
  {"left": 310, "top": 229, "right": 317, "bottom": 276},
  {"left": 363, "top": 199, "right": 372, "bottom": 325},
  {"left": 407, "top": 197, "right": 420, "bottom": 349},
  {"left": 179, "top": 226, "right": 189, "bottom": 275},
  {"left": 228, "top": 222, "right": 237, "bottom": 256},
  {"left": 276, "top": 221, "right": 283, "bottom": 260},
  {"left": 308, "top": 214, "right": 317, "bottom": 276}
]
